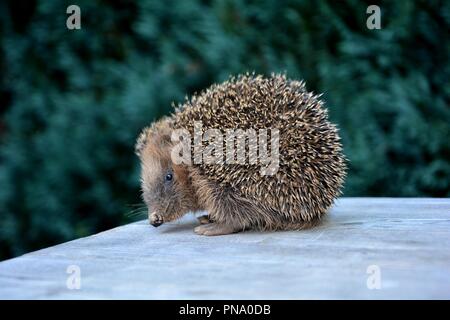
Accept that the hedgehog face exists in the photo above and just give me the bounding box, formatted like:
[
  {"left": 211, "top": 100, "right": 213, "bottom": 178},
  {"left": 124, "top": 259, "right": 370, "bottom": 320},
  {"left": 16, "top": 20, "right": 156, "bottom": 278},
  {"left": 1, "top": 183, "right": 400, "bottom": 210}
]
[
  {"left": 140, "top": 156, "right": 185, "bottom": 227},
  {"left": 136, "top": 121, "right": 198, "bottom": 227}
]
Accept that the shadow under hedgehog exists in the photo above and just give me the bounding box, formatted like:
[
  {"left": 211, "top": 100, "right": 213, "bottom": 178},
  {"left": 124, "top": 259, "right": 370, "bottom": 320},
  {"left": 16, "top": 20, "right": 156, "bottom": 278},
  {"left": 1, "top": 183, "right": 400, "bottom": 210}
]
[{"left": 135, "top": 74, "right": 346, "bottom": 236}]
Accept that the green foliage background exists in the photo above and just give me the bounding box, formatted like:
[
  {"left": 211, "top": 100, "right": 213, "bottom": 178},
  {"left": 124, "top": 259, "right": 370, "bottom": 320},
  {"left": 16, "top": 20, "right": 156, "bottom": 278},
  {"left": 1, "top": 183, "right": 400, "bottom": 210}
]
[{"left": 0, "top": 0, "right": 449, "bottom": 259}]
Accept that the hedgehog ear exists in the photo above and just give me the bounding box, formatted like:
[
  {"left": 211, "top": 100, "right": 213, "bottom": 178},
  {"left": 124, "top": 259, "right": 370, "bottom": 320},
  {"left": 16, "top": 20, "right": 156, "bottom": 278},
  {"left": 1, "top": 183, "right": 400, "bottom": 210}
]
[
  {"left": 135, "top": 127, "right": 151, "bottom": 157},
  {"left": 156, "top": 117, "right": 175, "bottom": 146},
  {"left": 135, "top": 118, "right": 174, "bottom": 157},
  {"left": 159, "top": 132, "right": 173, "bottom": 145}
]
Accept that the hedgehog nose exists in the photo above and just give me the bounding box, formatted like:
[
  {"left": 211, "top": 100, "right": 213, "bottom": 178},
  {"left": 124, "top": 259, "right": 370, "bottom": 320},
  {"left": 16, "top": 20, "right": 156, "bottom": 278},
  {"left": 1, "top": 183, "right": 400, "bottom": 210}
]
[
  {"left": 151, "top": 221, "right": 163, "bottom": 228},
  {"left": 149, "top": 211, "right": 163, "bottom": 227}
]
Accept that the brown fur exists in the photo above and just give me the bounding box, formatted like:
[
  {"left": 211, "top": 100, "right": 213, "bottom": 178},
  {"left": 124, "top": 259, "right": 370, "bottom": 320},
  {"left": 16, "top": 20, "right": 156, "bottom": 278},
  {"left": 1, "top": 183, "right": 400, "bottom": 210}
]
[{"left": 136, "top": 74, "right": 346, "bottom": 235}]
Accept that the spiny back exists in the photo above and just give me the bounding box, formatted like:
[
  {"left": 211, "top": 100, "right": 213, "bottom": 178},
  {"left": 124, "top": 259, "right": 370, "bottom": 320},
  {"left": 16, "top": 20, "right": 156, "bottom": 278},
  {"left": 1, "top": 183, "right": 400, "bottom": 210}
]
[{"left": 173, "top": 74, "right": 346, "bottom": 221}]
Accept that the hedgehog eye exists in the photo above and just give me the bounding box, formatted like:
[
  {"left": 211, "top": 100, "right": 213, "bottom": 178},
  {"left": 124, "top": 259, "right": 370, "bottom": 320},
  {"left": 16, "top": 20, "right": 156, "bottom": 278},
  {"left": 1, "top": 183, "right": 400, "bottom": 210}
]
[{"left": 165, "top": 173, "right": 173, "bottom": 182}]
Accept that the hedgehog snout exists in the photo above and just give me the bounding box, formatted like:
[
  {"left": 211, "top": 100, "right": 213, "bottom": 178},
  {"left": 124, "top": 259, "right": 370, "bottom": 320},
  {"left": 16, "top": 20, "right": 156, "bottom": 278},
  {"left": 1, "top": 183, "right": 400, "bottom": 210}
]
[{"left": 149, "top": 211, "right": 164, "bottom": 227}]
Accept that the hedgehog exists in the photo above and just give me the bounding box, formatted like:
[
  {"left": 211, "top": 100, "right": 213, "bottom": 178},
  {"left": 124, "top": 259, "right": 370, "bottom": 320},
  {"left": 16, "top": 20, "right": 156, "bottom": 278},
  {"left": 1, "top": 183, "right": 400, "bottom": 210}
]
[{"left": 135, "top": 74, "right": 346, "bottom": 236}]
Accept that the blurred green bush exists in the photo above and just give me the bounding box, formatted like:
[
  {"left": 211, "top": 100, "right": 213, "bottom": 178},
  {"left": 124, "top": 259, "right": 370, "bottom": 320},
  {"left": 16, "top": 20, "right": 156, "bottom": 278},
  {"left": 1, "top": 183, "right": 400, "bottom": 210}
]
[{"left": 0, "top": 0, "right": 449, "bottom": 259}]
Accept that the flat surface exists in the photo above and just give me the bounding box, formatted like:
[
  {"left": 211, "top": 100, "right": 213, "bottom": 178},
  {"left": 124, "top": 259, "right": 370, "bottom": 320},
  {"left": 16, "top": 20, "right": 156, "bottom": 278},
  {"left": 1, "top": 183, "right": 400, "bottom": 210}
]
[{"left": 0, "top": 198, "right": 449, "bottom": 299}]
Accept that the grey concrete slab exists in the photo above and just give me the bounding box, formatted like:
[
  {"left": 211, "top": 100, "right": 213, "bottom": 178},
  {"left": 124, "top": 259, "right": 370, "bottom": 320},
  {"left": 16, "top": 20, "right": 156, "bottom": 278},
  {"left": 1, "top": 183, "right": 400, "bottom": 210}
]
[{"left": 0, "top": 198, "right": 449, "bottom": 299}]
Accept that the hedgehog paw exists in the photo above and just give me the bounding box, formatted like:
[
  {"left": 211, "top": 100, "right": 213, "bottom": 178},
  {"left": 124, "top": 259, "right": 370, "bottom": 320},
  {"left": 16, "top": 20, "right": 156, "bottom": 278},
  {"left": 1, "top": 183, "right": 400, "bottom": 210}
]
[
  {"left": 194, "top": 223, "right": 238, "bottom": 236},
  {"left": 197, "top": 214, "right": 212, "bottom": 225}
]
